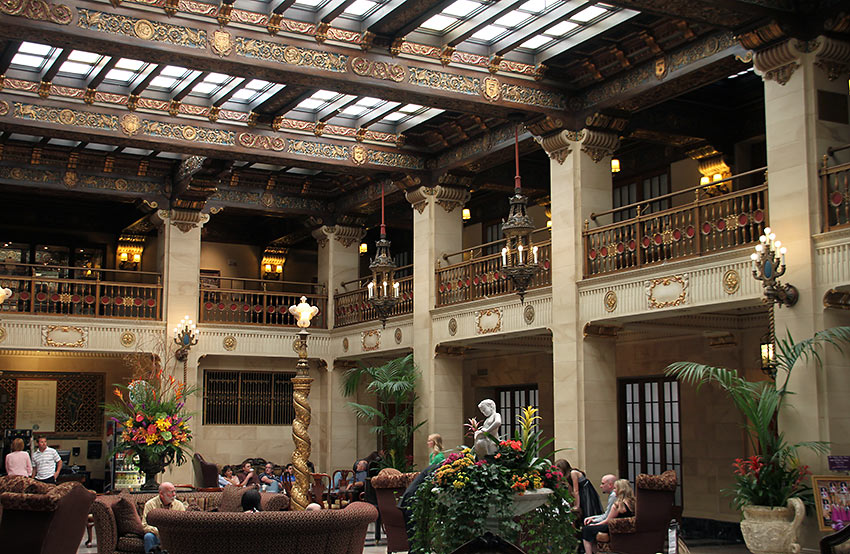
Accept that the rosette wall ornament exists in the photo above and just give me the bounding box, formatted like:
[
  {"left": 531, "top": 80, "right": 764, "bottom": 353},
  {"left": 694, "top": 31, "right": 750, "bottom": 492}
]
[
  {"left": 367, "top": 181, "right": 400, "bottom": 328},
  {"left": 501, "top": 125, "right": 540, "bottom": 303}
]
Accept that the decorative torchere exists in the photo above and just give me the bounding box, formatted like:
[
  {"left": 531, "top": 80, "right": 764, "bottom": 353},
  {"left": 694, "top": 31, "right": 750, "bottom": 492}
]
[
  {"left": 501, "top": 125, "right": 540, "bottom": 303},
  {"left": 288, "top": 296, "right": 319, "bottom": 511},
  {"left": 172, "top": 315, "right": 199, "bottom": 384},
  {"left": 367, "top": 181, "right": 399, "bottom": 328}
]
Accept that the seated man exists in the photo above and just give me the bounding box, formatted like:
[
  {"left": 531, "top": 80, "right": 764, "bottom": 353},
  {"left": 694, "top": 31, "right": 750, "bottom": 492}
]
[
  {"left": 340, "top": 459, "right": 368, "bottom": 498},
  {"left": 142, "top": 481, "right": 185, "bottom": 553},
  {"left": 259, "top": 462, "right": 281, "bottom": 493},
  {"left": 236, "top": 461, "right": 262, "bottom": 488}
]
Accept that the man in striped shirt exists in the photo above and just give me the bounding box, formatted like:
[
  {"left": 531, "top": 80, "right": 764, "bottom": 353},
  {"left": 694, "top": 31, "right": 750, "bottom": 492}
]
[{"left": 31, "top": 436, "right": 62, "bottom": 484}]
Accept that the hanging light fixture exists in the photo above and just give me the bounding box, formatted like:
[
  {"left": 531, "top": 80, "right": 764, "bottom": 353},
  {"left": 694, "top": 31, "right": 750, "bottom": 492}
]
[
  {"left": 367, "top": 181, "right": 399, "bottom": 327},
  {"left": 759, "top": 333, "right": 777, "bottom": 379},
  {"left": 501, "top": 124, "right": 540, "bottom": 303}
]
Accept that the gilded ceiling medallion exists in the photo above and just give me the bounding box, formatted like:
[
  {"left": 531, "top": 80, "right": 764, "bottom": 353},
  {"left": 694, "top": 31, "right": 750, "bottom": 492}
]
[
  {"left": 133, "top": 19, "right": 156, "bottom": 40},
  {"left": 63, "top": 171, "right": 77, "bottom": 187},
  {"left": 722, "top": 269, "right": 740, "bottom": 294},
  {"left": 523, "top": 304, "right": 535, "bottom": 324},
  {"left": 283, "top": 46, "right": 301, "bottom": 65},
  {"left": 59, "top": 108, "right": 74, "bottom": 125},
  {"left": 120, "top": 331, "right": 136, "bottom": 347},
  {"left": 604, "top": 290, "right": 617, "bottom": 312},
  {"left": 351, "top": 145, "right": 367, "bottom": 165},
  {"left": 223, "top": 335, "right": 237, "bottom": 351},
  {"left": 181, "top": 126, "right": 198, "bottom": 140},
  {"left": 121, "top": 113, "right": 141, "bottom": 136},
  {"left": 211, "top": 29, "right": 233, "bottom": 57},
  {"left": 655, "top": 56, "right": 668, "bottom": 80},
  {"left": 482, "top": 76, "right": 501, "bottom": 102},
  {"left": 0, "top": 100, "right": 9, "bottom": 116}
]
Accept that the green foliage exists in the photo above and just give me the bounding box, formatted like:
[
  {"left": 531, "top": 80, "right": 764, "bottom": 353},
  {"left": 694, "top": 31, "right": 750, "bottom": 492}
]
[
  {"left": 341, "top": 353, "right": 424, "bottom": 471},
  {"left": 666, "top": 326, "right": 850, "bottom": 508},
  {"left": 518, "top": 484, "right": 579, "bottom": 554}
]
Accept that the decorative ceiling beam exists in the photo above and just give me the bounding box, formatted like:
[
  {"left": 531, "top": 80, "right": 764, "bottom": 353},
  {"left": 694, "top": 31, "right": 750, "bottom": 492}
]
[
  {"left": 316, "top": 0, "right": 357, "bottom": 24},
  {"left": 355, "top": 102, "right": 399, "bottom": 129},
  {"left": 316, "top": 95, "right": 358, "bottom": 123},
  {"left": 270, "top": 0, "right": 297, "bottom": 15},
  {"left": 0, "top": 93, "right": 428, "bottom": 174},
  {"left": 172, "top": 71, "right": 208, "bottom": 102},
  {"left": 40, "top": 49, "right": 71, "bottom": 83},
  {"left": 383, "top": 0, "right": 457, "bottom": 40},
  {"left": 532, "top": 10, "right": 640, "bottom": 62},
  {"left": 252, "top": 86, "right": 314, "bottom": 116},
  {"left": 444, "top": 0, "right": 528, "bottom": 48},
  {"left": 0, "top": 41, "right": 22, "bottom": 76},
  {"left": 85, "top": 57, "right": 119, "bottom": 91},
  {"left": 360, "top": 0, "right": 417, "bottom": 33},
  {"left": 209, "top": 78, "right": 245, "bottom": 108},
  {"left": 603, "top": 0, "right": 780, "bottom": 28}
]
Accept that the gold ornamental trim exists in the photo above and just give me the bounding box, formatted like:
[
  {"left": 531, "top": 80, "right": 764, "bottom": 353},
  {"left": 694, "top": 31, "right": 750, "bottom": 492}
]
[
  {"left": 120, "top": 331, "right": 136, "bottom": 347},
  {"left": 351, "top": 57, "right": 404, "bottom": 82},
  {"left": 0, "top": 100, "right": 8, "bottom": 116},
  {"left": 133, "top": 19, "right": 155, "bottom": 40},
  {"left": 482, "top": 77, "right": 501, "bottom": 102},
  {"left": 604, "top": 290, "right": 617, "bottom": 312},
  {"left": 0, "top": 0, "right": 72, "bottom": 25},
  {"left": 351, "top": 145, "right": 367, "bottom": 165},
  {"left": 361, "top": 329, "right": 380, "bottom": 351},
  {"left": 222, "top": 335, "right": 237, "bottom": 351},
  {"left": 211, "top": 29, "right": 234, "bottom": 57},
  {"left": 78, "top": 10, "right": 207, "bottom": 49},
  {"left": 722, "top": 269, "right": 740, "bottom": 295},
  {"left": 121, "top": 113, "right": 141, "bottom": 136},
  {"left": 645, "top": 275, "right": 688, "bottom": 310},
  {"left": 42, "top": 325, "right": 88, "bottom": 348},
  {"left": 475, "top": 308, "right": 502, "bottom": 334}
]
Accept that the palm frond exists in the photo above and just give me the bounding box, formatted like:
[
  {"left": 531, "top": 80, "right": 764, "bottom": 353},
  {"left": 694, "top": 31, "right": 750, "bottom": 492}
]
[{"left": 345, "top": 402, "right": 384, "bottom": 421}]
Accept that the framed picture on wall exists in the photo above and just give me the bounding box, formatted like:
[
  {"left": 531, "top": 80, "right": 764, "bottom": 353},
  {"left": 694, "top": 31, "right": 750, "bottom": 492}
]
[
  {"left": 812, "top": 475, "right": 850, "bottom": 531},
  {"left": 200, "top": 269, "right": 221, "bottom": 289}
]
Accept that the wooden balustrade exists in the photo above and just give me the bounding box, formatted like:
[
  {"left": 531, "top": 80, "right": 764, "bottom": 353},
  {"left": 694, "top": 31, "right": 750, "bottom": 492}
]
[
  {"left": 0, "top": 263, "right": 162, "bottom": 320},
  {"left": 199, "top": 277, "right": 327, "bottom": 328},
  {"left": 436, "top": 239, "right": 551, "bottom": 307},
  {"left": 822, "top": 148, "right": 850, "bottom": 232},
  {"left": 333, "top": 269, "right": 413, "bottom": 328},
  {"left": 583, "top": 175, "right": 768, "bottom": 278}
]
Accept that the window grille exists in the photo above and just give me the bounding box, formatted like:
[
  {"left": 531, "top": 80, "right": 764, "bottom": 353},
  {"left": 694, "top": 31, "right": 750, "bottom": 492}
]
[
  {"left": 496, "top": 385, "right": 538, "bottom": 442},
  {"left": 203, "top": 370, "right": 295, "bottom": 425}
]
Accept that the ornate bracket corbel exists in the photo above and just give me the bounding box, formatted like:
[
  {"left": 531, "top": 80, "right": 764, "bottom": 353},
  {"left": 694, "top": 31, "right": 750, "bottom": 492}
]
[
  {"left": 580, "top": 129, "right": 620, "bottom": 163},
  {"left": 405, "top": 186, "right": 437, "bottom": 214},
  {"left": 155, "top": 209, "right": 210, "bottom": 233},
  {"left": 753, "top": 39, "right": 804, "bottom": 85},
  {"left": 311, "top": 224, "right": 365, "bottom": 249}
]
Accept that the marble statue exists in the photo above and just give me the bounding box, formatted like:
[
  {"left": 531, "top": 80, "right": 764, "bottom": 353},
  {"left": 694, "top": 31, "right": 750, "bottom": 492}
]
[{"left": 474, "top": 399, "right": 502, "bottom": 460}]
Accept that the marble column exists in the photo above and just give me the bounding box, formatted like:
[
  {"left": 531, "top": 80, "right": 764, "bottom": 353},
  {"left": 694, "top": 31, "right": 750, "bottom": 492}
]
[
  {"left": 756, "top": 36, "right": 850, "bottom": 547},
  {"left": 406, "top": 184, "right": 469, "bottom": 467},
  {"left": 540, "top": 127, "right": 620, "bottom": 479},
  {"left": 313, "top": 225, "right": 365, "bottom": 330}
]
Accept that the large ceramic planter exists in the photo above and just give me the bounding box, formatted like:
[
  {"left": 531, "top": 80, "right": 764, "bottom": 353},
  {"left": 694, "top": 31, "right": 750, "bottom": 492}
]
[
  {"left": 136, "top": 450, "right": 168, "bottom": 491},
  {"left": 484, "top": 488, "right": 552, "bottom": 534},
  {"left": 740, "top": 497, "right": 805, "bottom": 554}
]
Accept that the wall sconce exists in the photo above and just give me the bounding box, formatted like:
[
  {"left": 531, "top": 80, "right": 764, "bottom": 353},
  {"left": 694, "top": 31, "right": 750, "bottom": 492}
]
[
  {"left": 611, "top": 158, "right": 621, "bottom": 173},
  {"left": 261, "top": 246, "right": 287, "bottom": 280},
  {"left": 462, "top": 208, "right": 471, "bottom": 220},
  {"left": 760, "top": 334, "right": 777, "bottom": 379},
  {"left": 700, "top": 176, "right": 710, "bottom": 186},
  {"left": 359, "top": 243, "right": 368, "bottom": 254},
  {"left": 546, "top": 220, "right": 552, "bottom": 228},
  {"left": 751, "top": 227, "right": 798, "bottom": 307},
  {"left": 173, "top": 315, "right": 198, "bottom": 383},
  {"left": 117, "top": 235, "right": 145, "bottom": 271},
  {"left": 712, "top": 173, "right": 723, "bottom": 182}
]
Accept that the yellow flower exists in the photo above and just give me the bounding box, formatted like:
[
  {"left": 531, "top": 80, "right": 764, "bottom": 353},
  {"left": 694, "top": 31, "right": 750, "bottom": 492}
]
[
  {"left": 156, "top": 418, "right": 169, "bottom": 431},
  {"left": 145, "top": 434, "right": 158, "bottom": 445}
]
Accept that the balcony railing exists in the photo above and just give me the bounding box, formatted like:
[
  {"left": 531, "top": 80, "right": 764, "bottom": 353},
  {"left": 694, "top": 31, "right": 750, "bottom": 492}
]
[
  {"left": 333, "top": 266, "right": 413, "bottom": 327},
  {"left": 822, "top": 145, "right": 850, "bottom": 232},
  {"left": 436, "top": 233, "right": 552, "bottom": 307},
  {"left": 0, "top": 263, "right": 162, "bottom": 320},
  {"left": 583, "top": 168, "right": 769, "bottom": 278},
  {"left": 199, "top": 277, "right": 327, "bottom": 328}
]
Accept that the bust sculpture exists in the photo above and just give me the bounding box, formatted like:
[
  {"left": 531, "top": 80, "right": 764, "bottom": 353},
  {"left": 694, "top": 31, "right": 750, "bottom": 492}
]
[{"left": 474, "top": 399, "right": 502, "bottom": 460}]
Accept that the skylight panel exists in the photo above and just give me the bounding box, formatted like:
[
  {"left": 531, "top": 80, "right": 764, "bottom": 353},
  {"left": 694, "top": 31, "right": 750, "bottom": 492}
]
[
  {"left": 343, "top": 0, "right": 376, "bottom": 16},
  {"left": 115, "top": 58, "right": 145, "bottom": 71},
  {"left": 399, "top": 104, "right": 423, "bottom": 113},
  {"left": 59, "top": 61, "right": 93, "bottom": 76},
  {"left": 382, "top": 112, "right": 406, "bottom": 122},
  {"left": 19, "top": 42, "right": 51, "bottom": 56},
  {"left": 191, "top": 82, "right": 218, "bottom": 95},
  {"left": 245, "top": 79, "right": 271, "bottom": 90},
  {"left": 48, "top": 139, "right": 80, "bottom": 147},
  {"left": 471, "top": 25, "right": 505, "bottom": 41},
  {"left": 287, "top": 168, "right": 321, "bottom": 175},
  {"left": 312, "top": 90, "right": 339, "bottom": 101},
  {"left": 494, "top": 10, "right": 530, "bottom": 28},
  {"left": 545, "top": 20, "right": 577, "bottom": 36},
  {"left": 420, "top": 14, "right": 458, "bottom": 31},
  {"left": 150, "top": 76, "right": 179, "bottom": 89},
  {"left": 442, "top": 0, "right": 482, "bottom": 18},
  {"left": 105, "top": 69, "right": 137, "bottom": 83},
  {"left": 520, "top": 35, "right": 552, "bottom": 50},
  {"left": 356, "top": 97, "right": 382, "bottom": 108},
  {"left": 294, "top": 0, "right": 326, "bottom": 6},
  {"left": 295, "top": 98, "right": 325, "bottom": 110},
  {"left": 572, "top": 5, "right": 606, "bottom": 22},
  {"left": 67, "top": 50, "right": 101, "bottom": 63},
  {"left": 230, "top": 87, "right": 257, "bottom": 100},
  {"left": 11, "top": 53, "right": 47, "bottom": 69},
  {"left": 340, "top": 105, "right": 368, "bottom": 117},
  {"left": 519, "top": 0, "right": 551, "bottom": 13},
  {"left": 206, "top": 73, "right": 230, "bottom": 84},
  {"left": 160, "top": 65, "right": 190, "bottom": 77}
]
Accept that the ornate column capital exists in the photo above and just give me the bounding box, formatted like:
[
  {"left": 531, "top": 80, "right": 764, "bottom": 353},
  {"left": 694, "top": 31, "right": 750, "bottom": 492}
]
[
  {"left": 580, "top": 128, "right": 621, "bottom": 163},
  {"left": 754, "top": 36, "right": 850, "bottom": 85},
  {"left": 534, "top": 129, "right": 581, "bottom": 165},
  {"left": 311, "top": 224, "right": 365, "bottom": 249},
  {"left": 405, "top": 184, "right": 470, "bottom": 214},
  {"left": 153, "top": 209, "right": 210, "bottom": 233}
]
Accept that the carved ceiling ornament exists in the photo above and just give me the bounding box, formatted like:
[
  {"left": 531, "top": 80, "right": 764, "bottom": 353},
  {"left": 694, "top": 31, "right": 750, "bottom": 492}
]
[
  {"left": 0, "top": 0, "right": 73, "bottom": 24},
  {"left": 405, "top": 185, "right": 437, "bottom": 214},
  {"left": 162, "top": 209, "right": 210, "bottom": 233},
  {"left": 434, "top": 185, "right": 471, "bottom": 213},
  {"left": 42, "top": 325, "right": 88, "bottom": 348},
  {"left": 475, "top": 308, "right": 502, "bottom": 334},
  {"left": 222, "top": 336, "right": 237, "bottom": 351},
  {"left": 482, "top": 76, "right": 501, "bottom": 102},
  {"left": 722, "top": 269, "right": 740, "bottom": 295},
  {"left": 210, "top": 29, "right": 234, "bottom": 57},
  {"left": 812, "top": 37, "right": 850, "bottom": 81},
  {"left": 753, "top": 39, "right": 804, "bottom": 85},
  {"left": 580, "top": 129, "right": 620, "bottom": 163},
  {"left": 645, "top": 274, "right": 689, "bottom": 310},
  {"left": 312, "top": 224, "right": 365, "bottom": 249},
  {"left": 120, "top": 331, "right": 136, "bottom": 347},
  {"left": 534, "top": 129, "right": 575, "bottom": 165},
  {"left": 361, "top": 329, "right": 380, "bottom": 351}
]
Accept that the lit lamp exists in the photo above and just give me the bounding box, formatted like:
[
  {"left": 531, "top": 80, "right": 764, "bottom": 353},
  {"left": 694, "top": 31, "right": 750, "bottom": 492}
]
[
  {"left": 287, "top": 295, "right": 319, "bottom": 511},
  {"left": 117, "top": 235, "right": 145, "bottom": 270},
  {"left": 750, "top": 227, "right": 798, "bottom": 308},
  {"left": 367, "top": 181, "right": 400, "bottom": 328},
  {"left": 760, "top": 334, "right": 777, "bottom": 379},
  {"left": 261, "top": 247, "right": 287, "bottom": 280},
  {"left": 173, "top": 315, "right": 199, "bottom": 383},
  {"left": 462, "top": 208, "right": 471, "bottom": 220},
  {"left": 501, "top": 124, "right": 540, "bottom": 303},
  {"left": 611, "top": 158, "right": 621, "bottom": 173},
  {"left": 359, "top": 242, "right": 368, "bottom": 254}
]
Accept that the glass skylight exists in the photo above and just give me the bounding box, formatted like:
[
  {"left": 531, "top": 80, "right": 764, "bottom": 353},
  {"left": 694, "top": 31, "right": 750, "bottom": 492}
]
[
  {"left": 149, "top": 65, "right": 193, "bottom": 91},
  {"left": 443, "top": 0, "right": 482, "bottom": 18},
  {"left": 520, "top": 35, "right": 552, "bottom": 49},
  {"left": 471, "top": 25, "right": 505, "bottom": 41},
  {"left": 343, "top": 0, "right": 377, "bottom": 17},
  {"left": 546, "top": 20, "right": 578, "bottom": 36},
  {"left": 190, "top": 72, "right": 235, "bottom": 96},
  {"left": 494, "top": 11, "right": 532, "bottom": 28},
  {"left": 293, "top": 0, "right": 326, "bottom": 6},
  {"left": 11, "top": 42, "right": 55, "bottom": 71},
  {"left": 572, "top": 5, "right": 606, "bottom": 21},
  {"left": 420, "top": 14, "right": 458, "bottom": 32}
]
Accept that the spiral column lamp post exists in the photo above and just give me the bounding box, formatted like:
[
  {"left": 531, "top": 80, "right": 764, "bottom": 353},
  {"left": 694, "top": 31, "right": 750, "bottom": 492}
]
[
  {"left": 367, "top": 181, "right": 399, "bottom": 328},
  {"left": 501, "top": 125, "right": 540, "bottom": 303},
  {"left": 288, "top": 296, "right": 319, "bottom": 510},
  {"left": 172, "top": 315, "right": 198, "bottom": 383}
]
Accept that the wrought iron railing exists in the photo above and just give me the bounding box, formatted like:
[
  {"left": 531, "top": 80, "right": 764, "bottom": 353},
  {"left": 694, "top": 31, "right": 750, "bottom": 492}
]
[
  {"left": 199, "top": 277, "right": 327, "bottom": 328},
  {"left": 583, "top": 168, "right": 769, "bottom": 278},
  {"left": 822, "top": 145, "right": 850, "bottom": 232},
  {"left": 0, "top": 263, "right": 162, "bottom": 320},
  {"left": 333, "top": 265, "right": 413, "bottom": 327},
  {"left": 436, "top": 232, "right": 552, "bottom": 307}
]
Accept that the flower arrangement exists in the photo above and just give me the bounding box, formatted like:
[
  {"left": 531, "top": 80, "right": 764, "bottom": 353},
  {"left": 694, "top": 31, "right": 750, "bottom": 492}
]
[
  {"left": 411, "top": 407, "right": 577, "bottom": 554},
  {"left": 730, "top": 455, "right": 811, "bottom": 511}
]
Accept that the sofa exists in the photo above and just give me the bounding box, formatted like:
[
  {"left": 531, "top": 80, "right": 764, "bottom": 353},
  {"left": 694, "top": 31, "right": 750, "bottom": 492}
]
[
  {"left": 371, "top": 468, "right": 419, "bottom": 554},
  {"left": 0, "top": 475, "right": 96, "bottom": 554},
  {"left": 192, "top": 453, "right": 220, "bottom": 488},
  {"left": 147, "top": 500, "right": 378, "bottom": 554},
  {"left": 91, "top": 485, "right": 290, "bottom": 554}
]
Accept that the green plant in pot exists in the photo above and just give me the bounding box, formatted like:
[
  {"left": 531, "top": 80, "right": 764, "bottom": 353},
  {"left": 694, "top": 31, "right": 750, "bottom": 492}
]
[
  {"left": 666, "top": 326, "right": 850, "bottom": 554},
  {"left": 341, "top": 353, "right": 424, "bottom": 471}
]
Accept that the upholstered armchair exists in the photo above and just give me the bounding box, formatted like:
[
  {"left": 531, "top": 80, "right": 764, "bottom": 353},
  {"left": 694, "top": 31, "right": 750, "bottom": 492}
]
[
  {"left": 596, "top": 470, "right": 677, "bottom": 554},
  {"left": 371, "top": 468, "right": 419, "bottom": 554},
  {"left": 821, "top": 524, "right": 850, "bottom": 554},
  {"left": 192, "top": 453, "right": 220, "bottom": 488},
  {"left": 0, "top": 475, "right": 96, "bottom": 554}
]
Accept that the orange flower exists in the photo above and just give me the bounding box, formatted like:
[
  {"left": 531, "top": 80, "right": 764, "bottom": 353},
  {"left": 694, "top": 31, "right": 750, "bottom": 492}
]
[{"left": 114, "top": 387, "right": 123, "bottom": 400}]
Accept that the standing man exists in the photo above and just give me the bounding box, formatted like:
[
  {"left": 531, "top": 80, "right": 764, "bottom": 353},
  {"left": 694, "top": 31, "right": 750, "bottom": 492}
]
[
  {"left": 584, "top": 474, "right": 617, "bottom": 526},
  {"left": 31, "top": 436, "right": 62, "bottom": 484},
  {"left": 142, "top": 481, "right": 185, "bottom": 553}
]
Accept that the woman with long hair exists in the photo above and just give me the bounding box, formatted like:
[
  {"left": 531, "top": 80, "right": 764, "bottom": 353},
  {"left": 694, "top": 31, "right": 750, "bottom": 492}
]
[
  {"left": 427, "top": 433, "right": 445, "bottom": 465},
  {"left": 555, "top": 459, "right": 603, "bottom": 519},
  {"left": 581, "top": 479, "right": 635, "bottom": 554},
  {"left": 218, "top": 465, "right": 240, "bottom": 487}
]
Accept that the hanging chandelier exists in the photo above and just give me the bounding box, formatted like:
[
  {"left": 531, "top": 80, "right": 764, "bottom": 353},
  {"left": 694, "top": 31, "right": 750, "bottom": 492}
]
[
  {"left": 367, "top": 181, "right": 399, "bottom": 328},
  {"left": 501, "top": 124, "right": 540, "bottom": 303}
]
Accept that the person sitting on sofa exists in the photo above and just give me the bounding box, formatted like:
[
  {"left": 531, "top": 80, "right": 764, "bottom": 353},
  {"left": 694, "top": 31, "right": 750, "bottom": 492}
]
[
  {"left": 281, "top": 463, "right": 296, "bottom": 484},
  {"left": 259, "top": 462, "right": 281, "bottom": 493},
  {"left": 236, "top": 461, "right": 261, "bottom": 488},
  {"left": 218, "top": 465, "right": 239, "bottom": 487},
  {"left": 142, "top": 481, "right": 185, "bottom": 553},
  {"left": 241, "top": 489, "right": 263, "bottom": 512}
]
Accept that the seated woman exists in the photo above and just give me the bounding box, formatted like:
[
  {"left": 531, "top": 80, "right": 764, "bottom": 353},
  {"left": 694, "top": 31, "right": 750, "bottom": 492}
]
[
  {"left": 581, "top": 479, "right": 635, "bottom": 554},
  {"left": 281, "top": 463, "right": 296, "bottom": 484},
  {"left": 241, "top": 489, "right": 263, "bottom": 512},
  {"left": 218, "top": 465, "right": 240, "bottom": 487}
]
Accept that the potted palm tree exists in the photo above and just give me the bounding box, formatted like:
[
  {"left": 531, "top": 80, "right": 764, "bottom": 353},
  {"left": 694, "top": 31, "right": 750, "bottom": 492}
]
[
  {"left": 341, "top": 353, "right": 424, "bottom": 471},
  {"left": 666, "top": 326, "right": 850, "bottom": 554}
]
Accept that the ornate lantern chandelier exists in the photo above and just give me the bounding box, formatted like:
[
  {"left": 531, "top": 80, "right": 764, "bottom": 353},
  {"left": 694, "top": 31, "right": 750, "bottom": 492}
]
[
  {"left": 367, "top": 181, "right": 399, "bottom": 328},
  {"left": 501, "top": 125, "right": 540, "bottom": 303}
]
